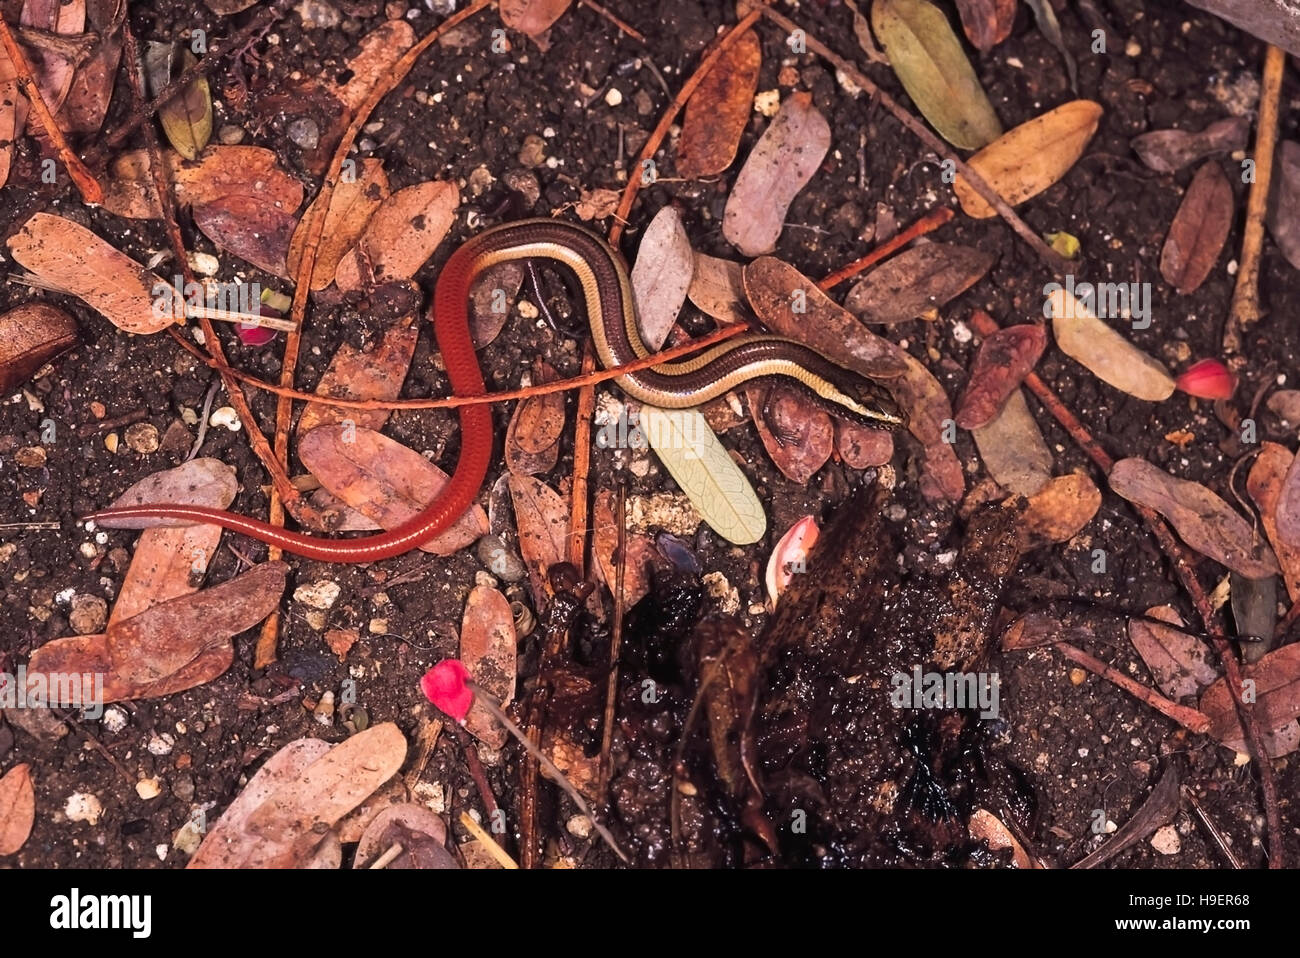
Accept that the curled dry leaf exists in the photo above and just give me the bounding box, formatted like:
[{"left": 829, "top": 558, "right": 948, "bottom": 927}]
[
  {"left": 1047, "top": 288, "right": 1175, "bottom": 401},
  {"left": 1246, "top": 442, "right": 1300, "bottom": 601},
  {"left": 1160, "top": 161, "right": 1234, "bottom": 295},
  {"left": 723, "top": 92, "right": 831, "bottom": 257},
  {"left": 0, "top": 763, "right": 34, "bottom": 856},
  {"left": 470, "top": 262, "right": 526, "bottom": 348},
  {"left": 953, "top": 0, "right": 1017, "bottom": 50},
  {"left": 742, "top": 255, "right": 961, "bottom": 501},
  {"left": 1109, "top": 457, "right": 1279, "bottom": 579},
  {"left": 676, "top": 30, "right": 761, "bottom": 179},
  {"left": 57, "top": 0, "right": 122, "bottom": 134},
  {"left": 1129, "top": 606, "right": 1218, "bottom": 700},
  {"left": 871, "top": 0, "right": 1003, "bottom": 149},
  {"left": 687, "top": 253, "right": 748, "bottom": 326},
  {"left": 766, "top": 515, "right": 819, "bottom": 608},
  {"left": 103, "top": 146, "right": 304, "bottom": 221},
  {"left": 499, "top": 0, "right": 572, "bottom": 38},
  {"left": 954, "top": 321, "right": 1047, "bottom": 429},
  {"left": 335, "top": 20, "right": 416, "bottom": 114},
  {"left": 94, "top": 457, "right": 240, "bottom": 528},
  {"left": 145, "top": 43, "right": 211, "bottom": 161},
  {"left": 7, "top": 213, "right": 173, "bottom": 334},
  {"left": 631, "top": 207, "right": 695, "bottom": 351},
  {"left": 971, "top": 389, "right": 1052, "bottom": 497},
  {"left": 505, "top": 360, "right": 566, "bottom": 477},
  {"left": 1019, "top": 473, "right": 1101, "bottom": 549},
  {"left": 954, "top": 100, "right": 1103, "bottom": 219},
  {"left": 835, "top": 420, "right": 894, "bottom": 468},
  {"left": 460, "top": 585, "right": 517, "bottom": 748},
  {"left": 354, "top": 804, "right": 457, "bottom": 869},
  {"left": 843, "top": 243, "right": 995, "bottom": 324},
  {"left": 193, "top": 194, "right": 298, "bottom": 277},
  {"left": 334, "top": 181, "right": 459, "bottom": 292},
  {"left": 641, "top": 405, "right": 766, "bottom": 545},
  {"left": 238, "top": 723, "right": 408, "bottom": 868},
  {"left": 27, "top": 562, "right": 288, "bottom": 705},
  {"left": 745, "top": 384, "right": 833, "bottom": 484},
  {"left": 20, "top": 0, "right": 83, "bottom": 115},
  {"left": 507, "top": 474, "right": 569, "bottom": 608},
  {"left": 287, "top": 158, "right": 390, "bottom": 290},
  {"left": 298, "top": 425, "right": 487, "bottom": 556},
  {"left": 1266, "top": 141, "right": 1300, "bottom": 271},
  {"left": 1132, "top": 116, "right": 1251, "bottom": 175},
  {"left": 0, "top": 302, "right": 77, "bottom": 395},
  {"left": 1200, "top": 644, "right": 1300, "bottom": 758}
]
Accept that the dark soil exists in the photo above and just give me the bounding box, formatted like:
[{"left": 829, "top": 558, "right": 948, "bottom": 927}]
[{"left": 0, "top": 0, "right": 1295, "bottom": 869}]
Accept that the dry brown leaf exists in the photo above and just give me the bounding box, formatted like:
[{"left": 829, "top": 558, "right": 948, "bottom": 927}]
[
  {"left": 971, "top": 389, "right": 1051, "bottom": 496},
  {"left": 954, "top": 100, "right": 1103, "bottom": 219},
  {"left": 574, "top": 187, "right": 621, "bottom": 221},
  {"left": 1267, "top": 141, "right": 1300, "bottom": 270},
  {"left": 0, "top": 76, "right": 15, "bottom": 189},
  {"left": 591, "top": 487, "right": 660, "bottom": 607},
  {"left": 631, "top": 206, "right": 694, "bottom": 350},
  {"left": 92, "top": 457, "right": 240, "bottom": 528},
  {"left": 508, "top": 474, "right": 569, "bottom": 609},
  {"left": 687, "top": 253, "right": 748, "bottom": 326},
  {"left": 103, "top": 146, "right": 304, "bottom": 221},
  {"left": 1048, "top": 288, "right": 1175, "bottom": 401},
  {"left": 1132, "top": 116, "right": 1251, "bottom": 174},
  {"left": 954, "top": 322, "right": 1047, "bottom": 429},
  {"left": 953, "top": 0, "right": 1017, "bottom": 50},
  {"left": 335, "top": 181, "right": 459, "bottom": 291},
  {"left": 0, "top": 302, "right": 77, "bottom": 395},
  {"left": 1110, "top": 457, "right": 1279, "bottom": 579},
  {"left": 354, "top": 804, "right": 457, "bottom": 869},
  {"left": 297, "top": 315, "right": 418, "bottom": 438},
  {"left": 676, "top": 30, "right": 761, "bottom": 179},
  {"left": 55, "top": 0, "right": 122, "bottom": 134},
  {"left": 506, "top": 360, "right": 566, "bottom": 476},
  {"left": 20, "top": 0, "right": 83, "bottom": 116},
  {"left": 469, "top": 262, "right": 526, "bottom": 348},
  {"left": 460, "top": 585, "right": 517, "bottom": 748},
  {"left": 0, "top": 763, "right": 35, "bottom": 856},
  {"left": 297, "top": 425, "right": 488, "bottom": 555},
  {"left": 239, "top": 723, "right": 408, "bottom": 867},
  {"left": 336, "top": 20, "right": 416, "bottom": 114},
  {"left": 834, "top": 420, "right": 894, "bottom": 468},
  {"left": 1246, "top": 442, "right": 1300, "bottom": 601},
  {"left": 1160, "top": 161, "right": 1233, "bottom": 295},
  {"left": 107, "top": 526, "right": 223, "bottom": 628},
  {"left": 1129, "top": 605, "right": 1218, "bottom": 700},
  {"left": 843, "top": 243, "right": 995, "bottom": 324},
  {"left": 1200, "top": 643, "right": 1300, "bottom": 757},
  {"left": 499, "top": 0, "right": 572, "bottom": 37},
  {"left": 287, "top": 158, "right": 390, "bottom": 290},
  {"left": 7, "top": 213, "right": 173, "bottom": 334},
  {"left": 746, "top": 384, "right": 833, "bottom": 484},
  {"left": 723, "top": 92, "right": 831, "bottom": 256},
  {"left": 1020, "top": 473, "right": 1101, "bottom": 548},
  {"left": 189, "top": 738, "right": 332, "bottom": 868},
  {"left": 193, "top": 194, "right": 297, "bottom": 277}
]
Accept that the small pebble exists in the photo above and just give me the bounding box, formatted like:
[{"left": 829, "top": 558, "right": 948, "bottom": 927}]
[
  {"left": 217, "top": 124, "right": 246, "bottom": 145},
  {"left": 604, "top": 87, "right": 623, "bottom": 107},
  {"left": 124, "top": 422, "right": 160, "bottom": 454},
  {"left": 14, "top": 446, "right": 46, "bottom": 468},
  {"left": 314, "top": 690, "right": 335, "bottom": 726},
  {"left": 288, "top": 117, "right": 320, "bottom": 150},
  {"left": 101, "top": 706, "right": 128, "bottom": 734},
  {"left": 148, "top": 733, "right": 175, "bottom": 756},
  {"left": 65, "top": 792, "right": 104, "bottom": 824},
  {"left": 293, "top": 580, "right": 341, "bottom": 610},
  {"left": 210, "top": 407, "right": 242, "bottom": 431},
  {"left": 1151, "top": 824, "right": 1181, "bottom": 855},
  {"left": 173, "top": 819, "right": 203, "bottom": 854},
  {"left": 136, "top": 778, "right": 163, "bottom": 801},
  {"left": 69, "top": 594, "right": 108, "bottom": 635}
]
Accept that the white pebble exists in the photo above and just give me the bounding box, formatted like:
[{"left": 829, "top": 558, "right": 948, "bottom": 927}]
[{"left": 65, "top": 792, "right": 104, "bottom": 824}]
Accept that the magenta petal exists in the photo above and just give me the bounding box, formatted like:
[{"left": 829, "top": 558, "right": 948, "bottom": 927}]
[{"left": 421, "top": 659, "right": 474, "bottom": 722}]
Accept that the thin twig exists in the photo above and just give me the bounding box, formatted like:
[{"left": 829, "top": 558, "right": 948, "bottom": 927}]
[
  {"left": 578, "top": 0, "right": 646, "bottom": 42},
  {"left": 818, "top": 207, "right": 954, "bottom": 290},
  {"left": 597, "top": 482, "right": 627, "bottom": 796}
]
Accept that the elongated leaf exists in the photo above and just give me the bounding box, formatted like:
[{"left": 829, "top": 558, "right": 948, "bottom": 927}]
[
  {"left": 0, "top": 763, "right": 34, "bottom": 856},
  {"left": 1020, "top": 473, "right": 1100, "bottom": 549},
  {"left": 844, "top": 242, "right": 994, "bottom": 324},
  {"left": 971, "top": 389, "right": 1051, "bottom": 496},
  {"left": 1110, "top": 458, "right": 1280, "bottom": 579},
  {"left": 1047, "top": 288, "right": 1174, "bottom": 401},
  {"left": 953, "top": 0, "right": 1016, "bottom": 50},
  {"left": 0, "top": 303, "right": 77, "bottom": 395},
  {"left": 1129, "top": 606, "right": 1218, "bottom": 699},
  {"left": 677, "top": 30, "right": 761, "bottom": 179},
  {"left": 1160, "top": 161, "right": 1233, "bottom": 295},
  {"left": 1266, "top": 140, "right": 1300, "bottom": 271},
  {"left": 460, "top": 586, "right": 516, "bottom": 748},
  {"left": 631, "top": 206, "right": 694, "bottom": 350},
  {"left": 641, "top": 405, "right": 766, "bottom": 544},
  {"left": 954, "top": 100, "right": 1102, "bottom": 219},
  {"left": 871, "top": 0, "right": 1002, "bottom": 149},
  {"left": 1247, "top": 442, "right": 1300, "bottom": 602},
  {"left": 334, "top": 181, "right": 459, "bottom": 291},
  {"left": 1133, "top": 116, "right": 1251, "bottom": 174},
  {"left": 955, "top": 321, "right": 1047, "bottom": 429},
  {"left": 145, "top": 43, "right": 211, "bottom": 160},
  {"left": 723, "top": 92, "right": 831, "bottom": 257},
  {"left": 1200, "top": 643, "right": 1300, "bottom": 757}
]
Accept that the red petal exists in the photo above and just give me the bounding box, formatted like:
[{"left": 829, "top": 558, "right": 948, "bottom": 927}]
[
  {"left": 420, "top": 659, "right": 474, "bottom": 722},
  {"left": 1175, "top": 359, "right": 1236, "bottom": 400}
]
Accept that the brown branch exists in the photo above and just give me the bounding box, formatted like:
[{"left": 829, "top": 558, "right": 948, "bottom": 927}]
[
  {"left": 1055, "top": 642, "right": 1210, "bottom": 733},
  {"left": 577, "top": 0, "right": 645, "bottom": 43},
  {"left": 968, "top": 308, "right": 1285, "bottom": 868}
]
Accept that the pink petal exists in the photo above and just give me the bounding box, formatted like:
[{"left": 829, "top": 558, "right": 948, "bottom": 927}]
[
  {"left": 420, "top": 659, "right": 474, "bottom": 722},
  {"left": 1175, "top": 358, "right": 1236, "bottom": 400},
  {"left": 765, "top": 515, "right": 819, "bottom": 607}
]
